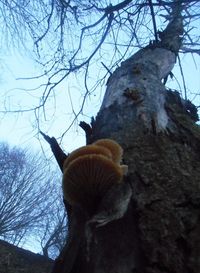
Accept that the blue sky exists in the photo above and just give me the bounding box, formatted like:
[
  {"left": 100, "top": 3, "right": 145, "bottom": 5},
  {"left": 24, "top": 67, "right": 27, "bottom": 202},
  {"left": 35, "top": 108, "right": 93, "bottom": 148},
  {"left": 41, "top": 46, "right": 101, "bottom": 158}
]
[{"left": 0, "top": 50, "right": 97, "bottom": 153}]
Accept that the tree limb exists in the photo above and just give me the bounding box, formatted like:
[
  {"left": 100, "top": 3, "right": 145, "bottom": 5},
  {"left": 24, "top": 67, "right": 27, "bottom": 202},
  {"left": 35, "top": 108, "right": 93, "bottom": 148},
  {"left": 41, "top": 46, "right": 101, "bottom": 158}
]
[
  {"left": 40, "top": 131, "right": 67, "bottom": 172},
  {"left": 79, "top": 121, "right": 93, "bottom": 144}
]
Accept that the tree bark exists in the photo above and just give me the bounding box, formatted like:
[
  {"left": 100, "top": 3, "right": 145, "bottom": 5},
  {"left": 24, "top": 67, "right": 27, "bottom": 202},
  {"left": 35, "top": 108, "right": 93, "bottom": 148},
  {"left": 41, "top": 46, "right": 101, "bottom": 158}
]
[{"left": 51, "top": 3, "right": 200, "bottom": 273}]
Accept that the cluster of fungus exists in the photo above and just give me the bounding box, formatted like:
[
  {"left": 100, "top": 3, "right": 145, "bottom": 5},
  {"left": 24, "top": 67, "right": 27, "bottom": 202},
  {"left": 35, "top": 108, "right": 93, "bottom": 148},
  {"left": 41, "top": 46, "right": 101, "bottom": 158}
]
[{"left": 62, "top": 139, "right": 127, "bottom": 212}]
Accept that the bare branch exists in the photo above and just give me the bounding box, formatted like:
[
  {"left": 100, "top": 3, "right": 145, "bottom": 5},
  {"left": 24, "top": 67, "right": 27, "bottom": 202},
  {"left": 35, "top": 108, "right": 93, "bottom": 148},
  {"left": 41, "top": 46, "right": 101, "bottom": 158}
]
[
  {"left": 148, "top": 0, "right": 158, "bottom": 42},
  {"left": 40, "top": 131, "right": 67, "bottom": 171}
]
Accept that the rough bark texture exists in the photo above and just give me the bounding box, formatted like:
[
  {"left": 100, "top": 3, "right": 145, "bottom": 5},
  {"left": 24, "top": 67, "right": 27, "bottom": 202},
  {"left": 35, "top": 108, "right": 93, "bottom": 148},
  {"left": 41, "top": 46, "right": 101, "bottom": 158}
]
[
  {"left": 0, "top": 240, "right": 53, "bottom": 273},
  {"left": 52, "top": 3, "right": 200, "bottom": 273}
]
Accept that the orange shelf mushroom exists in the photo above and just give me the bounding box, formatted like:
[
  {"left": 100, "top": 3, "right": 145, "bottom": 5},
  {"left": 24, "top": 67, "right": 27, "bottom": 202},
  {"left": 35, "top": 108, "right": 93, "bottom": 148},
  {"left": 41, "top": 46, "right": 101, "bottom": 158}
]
[
  {"left": 94, "top": 139, "right": 123, "bottom": 164},
  {"left": 63, "top": 144, "right": 112, "bottom": 170},
  {"left": 63, "top": 154, "right": 123, "bottom": 208},
  {"left": 62, "top": 139, "right": 127, "bottom": 211}
]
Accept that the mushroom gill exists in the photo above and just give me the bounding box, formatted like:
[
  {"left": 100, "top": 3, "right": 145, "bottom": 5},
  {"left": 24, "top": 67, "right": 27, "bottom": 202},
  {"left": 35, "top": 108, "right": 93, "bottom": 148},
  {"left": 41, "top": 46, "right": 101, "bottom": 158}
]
[{"left": 62, "top": 154, "right": 123, "bottom": 208}]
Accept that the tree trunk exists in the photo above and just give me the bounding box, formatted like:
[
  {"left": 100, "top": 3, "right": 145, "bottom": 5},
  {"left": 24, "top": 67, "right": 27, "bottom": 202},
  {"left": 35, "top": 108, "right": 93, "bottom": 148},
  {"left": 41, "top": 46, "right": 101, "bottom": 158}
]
[{"left": 52, "top": 3, "right": 200, "bottom": 273}]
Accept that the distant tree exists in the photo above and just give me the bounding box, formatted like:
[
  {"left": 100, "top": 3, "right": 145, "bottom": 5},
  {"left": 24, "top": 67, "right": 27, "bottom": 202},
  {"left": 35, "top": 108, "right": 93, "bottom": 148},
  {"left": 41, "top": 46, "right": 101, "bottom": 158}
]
[
  {"left": 0, "top": 142, "right": 52, "bottom": 245},
  {"left": 37, "top": 189, "right": 67, "bottom": 259}
]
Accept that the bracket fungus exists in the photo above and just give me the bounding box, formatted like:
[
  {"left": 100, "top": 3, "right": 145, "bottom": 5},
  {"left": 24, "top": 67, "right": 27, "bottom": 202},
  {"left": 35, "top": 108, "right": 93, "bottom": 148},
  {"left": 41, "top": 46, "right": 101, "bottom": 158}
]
[
  {"left": 94, "top": 138, "right": 123, "bottom": 164},
  {"left": 63, "top": 144, "right": 112, "bottom": 170},
  {"left": 62, "top": 139, "right": 128, "bottom": 212}
]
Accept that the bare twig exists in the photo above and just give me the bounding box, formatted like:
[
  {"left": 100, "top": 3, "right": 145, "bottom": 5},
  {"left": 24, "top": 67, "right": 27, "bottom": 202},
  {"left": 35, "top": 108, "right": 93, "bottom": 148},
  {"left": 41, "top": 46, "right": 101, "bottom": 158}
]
[
  {"left": 177, "top": 54, "right": 188, "bottom": 100},
  {"left": 148, "top": 0, "right": 158, "bottom": 42}
]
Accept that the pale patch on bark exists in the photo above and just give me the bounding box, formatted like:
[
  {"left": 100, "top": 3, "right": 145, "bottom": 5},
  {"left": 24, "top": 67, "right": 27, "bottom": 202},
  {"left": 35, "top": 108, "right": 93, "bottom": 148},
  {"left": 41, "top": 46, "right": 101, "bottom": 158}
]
[{"left": 100, "top": 48, "right": 176, "bottom": 132}]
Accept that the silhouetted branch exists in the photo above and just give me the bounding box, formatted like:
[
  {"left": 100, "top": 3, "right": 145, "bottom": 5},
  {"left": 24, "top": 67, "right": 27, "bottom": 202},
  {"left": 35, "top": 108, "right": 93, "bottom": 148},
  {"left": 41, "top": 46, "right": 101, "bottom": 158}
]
[
  {"left": 40, "top": 131, "right": 67, "bottom": 171},
  {"left": 79, "top": 121, "right": 93, "bottom": 144},
  {"left": 149, "top": 0, "right": 158, "bottom": 42}
]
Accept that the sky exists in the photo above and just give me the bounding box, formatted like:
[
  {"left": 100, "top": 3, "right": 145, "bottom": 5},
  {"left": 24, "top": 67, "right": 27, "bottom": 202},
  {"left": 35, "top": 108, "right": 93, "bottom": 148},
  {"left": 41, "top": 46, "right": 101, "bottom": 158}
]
[{"left": 0, "top": 50, "right": 98, "bottom": 154}]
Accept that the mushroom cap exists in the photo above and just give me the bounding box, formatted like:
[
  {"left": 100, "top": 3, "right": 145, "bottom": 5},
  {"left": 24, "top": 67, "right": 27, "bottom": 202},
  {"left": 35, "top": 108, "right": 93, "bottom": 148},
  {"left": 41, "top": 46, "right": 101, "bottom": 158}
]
[
  {"left": 63, "top": 144, "right": 112, "bottom": 171},
  {"left": 63, "top": 154, "right": 123, "bottom": 207},
  {"left": 94, "top": 139, "right": 123, "bottom": 164}
]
